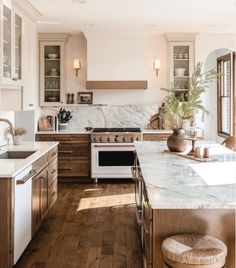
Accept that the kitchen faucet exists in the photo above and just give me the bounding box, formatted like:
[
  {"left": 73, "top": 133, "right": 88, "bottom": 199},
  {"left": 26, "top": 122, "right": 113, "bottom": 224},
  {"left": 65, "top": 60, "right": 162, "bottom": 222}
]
[{"left": 0, "top": 118, "right": 14, "bottom": 149}]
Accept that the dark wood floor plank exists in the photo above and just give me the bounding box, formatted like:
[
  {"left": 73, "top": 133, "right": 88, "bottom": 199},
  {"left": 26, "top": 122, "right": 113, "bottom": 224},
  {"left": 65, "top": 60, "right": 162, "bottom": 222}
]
[{"left": 15, "top": 182, "right": 142, "bottom": 268}]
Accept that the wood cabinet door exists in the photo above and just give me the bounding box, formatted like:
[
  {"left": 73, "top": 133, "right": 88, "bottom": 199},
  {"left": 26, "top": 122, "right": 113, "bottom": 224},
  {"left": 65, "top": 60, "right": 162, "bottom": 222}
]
[
  {"left": 40, "top": 170, "right": 48, "bottom": 220},
  {"left": 32, "top": 175, "right": 40, "bottom": 234}
]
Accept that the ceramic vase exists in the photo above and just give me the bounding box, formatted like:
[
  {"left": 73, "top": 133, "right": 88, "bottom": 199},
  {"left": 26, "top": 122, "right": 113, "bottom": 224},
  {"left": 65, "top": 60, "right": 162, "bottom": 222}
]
[{"left": 167, "top": 128, "right": 187, "bottom": 152}]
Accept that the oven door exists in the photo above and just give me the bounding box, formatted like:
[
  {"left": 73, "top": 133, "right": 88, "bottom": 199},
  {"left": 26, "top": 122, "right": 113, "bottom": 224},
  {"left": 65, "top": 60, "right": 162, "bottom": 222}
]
[{"left": 91, "top": 143, "right": 135, "bottom": 178}]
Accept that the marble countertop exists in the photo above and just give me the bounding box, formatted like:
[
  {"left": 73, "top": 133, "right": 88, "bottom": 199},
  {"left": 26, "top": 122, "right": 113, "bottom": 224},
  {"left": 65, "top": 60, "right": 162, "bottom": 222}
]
[
  {"left": 0, "top": 142, "right": 58, "bottom": 178},
  {"left": 36, "top": 130, "right": 91, "bottom": 135},
  {"left": 36, "top": 129, "right": 172, "bottom": 135},
  {"left": 134, "top": 141, "right": 236, "bottom": 209}
]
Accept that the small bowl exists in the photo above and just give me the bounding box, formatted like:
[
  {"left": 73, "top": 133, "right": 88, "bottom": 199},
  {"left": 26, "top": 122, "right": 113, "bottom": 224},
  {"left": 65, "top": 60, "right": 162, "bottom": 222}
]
[
  {"left": 175, "top": 68, "right": 186, "bottom": 77},
  {"left": 48, "top": 54, "right": 58, "bottom": 59}
]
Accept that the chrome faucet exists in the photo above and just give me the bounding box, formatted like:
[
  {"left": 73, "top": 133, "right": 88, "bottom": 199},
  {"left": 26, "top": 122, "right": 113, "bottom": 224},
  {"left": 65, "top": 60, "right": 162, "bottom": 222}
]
[{"left": 0, "top": 118, "right": 15, "bottom": 136}]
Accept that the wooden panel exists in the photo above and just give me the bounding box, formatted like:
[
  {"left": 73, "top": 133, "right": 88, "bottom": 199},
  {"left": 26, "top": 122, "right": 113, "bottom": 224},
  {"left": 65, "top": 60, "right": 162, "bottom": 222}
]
[
  {"left": 48, "top": 147, "right": 58, "bottom": 163},
  {"left": 48, "top": 179, "right": 57, "bottom": 208},
  {"left": 143, "top": 134, "right": 170, "bottom": 141},
  {"left": 32, "top": 174, "right": 41, "bottom": 235},
  {"left": 48, "top": 159, "right": 57, "bottom": 187},
  {"left": 152, "top": 209, "right": 235, "bottom": 268},
  {"left": 86, "top": 80, "right": 148, "bottom": 90},
  {"left": 58, "top": 159, "right": 90, "bottom": 177},
  {"left": 0, "top": 179, "right": 13, "bottom": 268},
  {"left": 40, "top": 169, "right": 48, "bottom": 220},
  {"left": 58, "top": 141, "right": 90, "bottom": 158}
]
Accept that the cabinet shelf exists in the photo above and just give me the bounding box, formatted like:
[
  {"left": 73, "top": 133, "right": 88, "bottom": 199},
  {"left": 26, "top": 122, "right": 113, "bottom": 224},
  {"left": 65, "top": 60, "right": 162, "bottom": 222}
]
[
  {"left": 45, "top": 59, "right": 60, "bottom": 61},
  {"left": 174, "top": 59, "right": 189, "bottom": 61},
  {"left": 45, "top": 88, "right": 60, "bottom": 92}
]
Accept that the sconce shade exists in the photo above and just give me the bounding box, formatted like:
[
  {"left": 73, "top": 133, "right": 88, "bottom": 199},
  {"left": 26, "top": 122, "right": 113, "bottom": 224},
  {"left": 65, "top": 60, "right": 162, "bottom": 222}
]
[
  {"left": 154, "top": 59, "right": 161, "bottom": 70},
  {"left": 73, "top": 59, "right": 81, "bottom": 69}
]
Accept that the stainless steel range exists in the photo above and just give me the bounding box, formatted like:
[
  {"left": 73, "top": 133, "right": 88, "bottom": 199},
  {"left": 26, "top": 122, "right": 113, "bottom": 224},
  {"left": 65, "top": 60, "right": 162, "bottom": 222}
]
[{"left": 91, "top": 128, "right": 142, "bottom": 182}]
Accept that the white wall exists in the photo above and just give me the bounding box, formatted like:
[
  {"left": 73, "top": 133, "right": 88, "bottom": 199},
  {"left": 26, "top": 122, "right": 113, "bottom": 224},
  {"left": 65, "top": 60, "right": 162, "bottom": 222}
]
[{"left": 65, "top": 33, "right": 168, "bottom": 106}]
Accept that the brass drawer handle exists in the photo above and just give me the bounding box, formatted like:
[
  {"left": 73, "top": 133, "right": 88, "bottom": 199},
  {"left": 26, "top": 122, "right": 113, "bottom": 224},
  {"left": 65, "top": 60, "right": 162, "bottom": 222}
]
[
  {"left": 51, "top": 152, "right": 57, "bottom": 157},
  {"left": 40, "top": 175, "right": 46, "bottom": 180},
  {"left": 51, "top": 191, "right": 56, "bottom": 198},
  {"left": 51, "top": 169, "right": 57, "bottom": 175}
]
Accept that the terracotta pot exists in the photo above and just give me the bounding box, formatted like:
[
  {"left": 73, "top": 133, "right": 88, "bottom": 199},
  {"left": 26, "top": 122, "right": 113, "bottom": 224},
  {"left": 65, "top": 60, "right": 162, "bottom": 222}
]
[{"left": 167, "top": 128, "right": 187, "bottom": 152}]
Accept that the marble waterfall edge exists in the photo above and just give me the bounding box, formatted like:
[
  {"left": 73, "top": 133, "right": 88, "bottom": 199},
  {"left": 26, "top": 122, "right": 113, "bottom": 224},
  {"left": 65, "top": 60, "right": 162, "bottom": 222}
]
[{"left": 41, "top": 104, "right": 159, "bottom": 130}]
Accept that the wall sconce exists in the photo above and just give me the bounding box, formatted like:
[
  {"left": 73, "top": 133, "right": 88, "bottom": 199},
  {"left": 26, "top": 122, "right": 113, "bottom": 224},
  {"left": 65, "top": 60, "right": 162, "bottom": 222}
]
[
  {"left": 73, "top": 59, "right": 81, "bottom": 77},
  {"left": 154, "top": 59, "right": 161, "bottom": 76}
]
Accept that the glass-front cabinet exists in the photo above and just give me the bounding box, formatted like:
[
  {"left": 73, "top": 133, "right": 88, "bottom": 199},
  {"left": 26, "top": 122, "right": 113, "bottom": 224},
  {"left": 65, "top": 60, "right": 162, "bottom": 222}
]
[
  {"left": 169, "top": 41, "right": 194, "bottom": 101},
  {"left": 39, "top": 42, "right": 65, "bottom": 106},
  {"left": 1, "top": 1, "right": 23, "bottom": 84}
]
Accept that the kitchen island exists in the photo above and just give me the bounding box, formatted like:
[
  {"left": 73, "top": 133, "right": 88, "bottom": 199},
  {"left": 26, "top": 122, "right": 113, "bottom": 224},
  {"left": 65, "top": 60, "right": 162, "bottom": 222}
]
[{"left": 134, "top": 141, "right": 236, "bottom": 268}]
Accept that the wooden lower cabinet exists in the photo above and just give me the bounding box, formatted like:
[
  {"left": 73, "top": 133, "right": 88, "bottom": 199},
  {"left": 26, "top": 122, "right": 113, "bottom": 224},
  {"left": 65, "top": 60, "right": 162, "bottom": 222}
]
[
  {"left": 36, "top": 134, "right": 91, "bottom": 181},
  {"left": 32, "top": 156, "right": 57, "bottom": 235},
  {"left": 136, "top": 174, "right": 235, "bottom": 268}
]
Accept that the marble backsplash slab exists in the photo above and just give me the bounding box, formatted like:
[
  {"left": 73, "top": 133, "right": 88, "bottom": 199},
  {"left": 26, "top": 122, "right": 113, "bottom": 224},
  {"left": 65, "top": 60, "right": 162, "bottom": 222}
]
[{"left": 41, "top": 104, "right": 159, "bottom": 130}]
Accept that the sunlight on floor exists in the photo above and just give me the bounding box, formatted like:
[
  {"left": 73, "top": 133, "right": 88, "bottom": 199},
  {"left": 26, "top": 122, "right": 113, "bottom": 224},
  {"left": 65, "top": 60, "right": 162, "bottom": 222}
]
[{"left": 77, "top": 193, "right": 135, "bottom": 211}]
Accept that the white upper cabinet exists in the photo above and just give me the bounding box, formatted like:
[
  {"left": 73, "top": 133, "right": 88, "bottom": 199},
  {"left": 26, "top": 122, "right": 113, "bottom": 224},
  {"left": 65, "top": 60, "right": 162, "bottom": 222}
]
[
  {"left": 0, "top": 0, "right": 41, "bottom": 110},
  {"left": 165, "top": 33, "right": 197, "bottom": 101}
]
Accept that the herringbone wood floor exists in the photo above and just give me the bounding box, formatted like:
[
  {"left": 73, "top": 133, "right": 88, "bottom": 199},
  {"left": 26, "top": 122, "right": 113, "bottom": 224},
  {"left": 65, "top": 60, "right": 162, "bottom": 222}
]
[{"left": 15, "top": 181, "right": 143, "bottom": 268}]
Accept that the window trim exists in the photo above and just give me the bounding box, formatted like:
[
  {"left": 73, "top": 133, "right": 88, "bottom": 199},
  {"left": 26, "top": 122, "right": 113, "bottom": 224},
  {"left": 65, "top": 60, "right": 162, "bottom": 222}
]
[{"left": 217, "top": 53, "right": 234, "bottom": 137}]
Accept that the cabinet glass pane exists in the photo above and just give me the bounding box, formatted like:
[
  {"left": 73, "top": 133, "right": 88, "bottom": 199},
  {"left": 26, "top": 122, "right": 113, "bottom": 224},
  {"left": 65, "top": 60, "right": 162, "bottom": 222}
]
[
  {"left": 15, "top": 14, "right": 22, "bottom": 80},
  {"left": 3, "top": 5, "right": 11, "bottom": 79},
  {"left": 44, "top": 46, "right": 61, "bottom": 103},
  {"left": 173, "top": 45, "right": 190, "bottom": 100}
]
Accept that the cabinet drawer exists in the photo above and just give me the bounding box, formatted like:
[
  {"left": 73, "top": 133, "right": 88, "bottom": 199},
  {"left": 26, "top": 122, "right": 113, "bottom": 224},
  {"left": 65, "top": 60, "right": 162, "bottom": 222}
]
[
  {"left": 36, "top": 134, "right": 90, "bottom": 142},
  {"left": 33, "top": 154, "right": 48, "bottom": 173},
  {"left": 48, "top": 147, "right": 58, "bottom": 163},
  {"left": 58, "top": 159, "right": 90, "bottom": 177},
  {"left": 48, "top": 159, "right": 57, "bottom": 187},
  {"left": 48, "top": 179, "right": 57, "bottom": 208},
  {"left": 58, "top": 142, "right": 90, "bottom": 158},
  {"left": 143, "top": 134, "right": 170, "bottom": 141}
]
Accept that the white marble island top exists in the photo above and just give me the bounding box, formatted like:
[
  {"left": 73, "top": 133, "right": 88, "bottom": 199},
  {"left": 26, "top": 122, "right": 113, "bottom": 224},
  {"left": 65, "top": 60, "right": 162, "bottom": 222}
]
[
  {"left": 0, "top": 142, "right": 58, "bottom": 178},
  {"left": 134, "top": 141, "right": 236, "bottom": 209}
]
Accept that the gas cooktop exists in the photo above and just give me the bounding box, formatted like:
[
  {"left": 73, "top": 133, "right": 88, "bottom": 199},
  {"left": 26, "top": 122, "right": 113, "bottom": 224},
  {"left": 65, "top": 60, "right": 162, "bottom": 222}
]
[{"left": 92, "top": 127, "right": 141, "bottom": 133}]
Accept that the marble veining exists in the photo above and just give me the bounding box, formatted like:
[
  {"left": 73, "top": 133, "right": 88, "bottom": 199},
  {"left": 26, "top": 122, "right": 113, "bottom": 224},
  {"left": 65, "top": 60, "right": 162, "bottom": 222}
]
[
  {"left": 41, "top": 104, "right": 159, "bottom": 129},
  {"left": 134, "top": 141, "right": 236, "bottom": 209}
]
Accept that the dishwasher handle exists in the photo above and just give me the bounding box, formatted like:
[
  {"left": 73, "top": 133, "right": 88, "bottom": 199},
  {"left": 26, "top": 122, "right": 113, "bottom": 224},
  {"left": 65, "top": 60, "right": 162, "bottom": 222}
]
[{"left": 16, "top": 169, "right": 37, "bottom": 185}]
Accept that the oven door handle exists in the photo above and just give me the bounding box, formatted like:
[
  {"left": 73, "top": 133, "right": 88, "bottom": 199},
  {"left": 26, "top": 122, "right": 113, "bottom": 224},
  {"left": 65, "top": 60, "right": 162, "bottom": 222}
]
[{"left": 93, "top": 144, "right": 135, "bottom": 148}]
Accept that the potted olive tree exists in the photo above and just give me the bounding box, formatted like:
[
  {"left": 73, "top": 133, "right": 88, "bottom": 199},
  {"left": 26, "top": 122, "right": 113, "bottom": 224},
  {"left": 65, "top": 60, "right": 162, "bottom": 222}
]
[
  {"left": 162, "top": 62, "right": 218, "bottom": 152},
  {"left": 57, "top": 108, "right": 73, "bottom": 130}
]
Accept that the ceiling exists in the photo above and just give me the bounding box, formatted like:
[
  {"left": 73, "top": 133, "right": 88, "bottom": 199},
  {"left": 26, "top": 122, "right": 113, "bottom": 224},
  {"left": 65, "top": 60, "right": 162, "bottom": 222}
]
[{"left": 29, "top": 0, "right": 236, "bottom": 34}]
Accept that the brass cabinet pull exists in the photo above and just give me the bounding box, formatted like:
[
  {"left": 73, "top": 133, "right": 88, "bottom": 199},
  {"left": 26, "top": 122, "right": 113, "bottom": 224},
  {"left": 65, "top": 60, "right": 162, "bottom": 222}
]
[
  {"left": 51, "top": 152, "right": 57, "bottom": 157},
  {"left": 16, "top": 169, "right": 37, "bottom": 185},
  {"left": 51, "top": 191, "right": 56, "bottom": 198},
  {"left": 51, "top": 169, "right": 57, "bottom": 175}
]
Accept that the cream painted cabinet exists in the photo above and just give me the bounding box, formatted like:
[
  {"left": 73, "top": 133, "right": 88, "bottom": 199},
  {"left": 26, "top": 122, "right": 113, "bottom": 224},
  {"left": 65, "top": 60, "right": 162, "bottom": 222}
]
[
  {"left": 0, "top": 0, "right": 41, "bottom": 110},
  {"left": 165, "top": 33, "right": 196, "bottom": 101},
  {"left": 1, "top": 0, "right": 23, "bottom": 85},
  {"left": 39, "top": 34, "right": 70, "bottom": 106}
]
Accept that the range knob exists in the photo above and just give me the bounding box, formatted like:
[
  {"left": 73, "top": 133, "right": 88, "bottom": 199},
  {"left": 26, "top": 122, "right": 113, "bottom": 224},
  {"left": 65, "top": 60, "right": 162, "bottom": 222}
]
[
  {"left": 136, "top": 136, "right": 140, "bottom": 141},
  {"left": 131, "top": 137, "right": 134, "bottom": 142},
  {"left": 123, "top": 137, "right": 126, "bottom": 142},
  {"left": 93, "top": 137, "right": 97, "bottom": 142},
  {"left": 99, "top": 137, "right": 103, "bottom": 142},
  {"left": 107, "top": 137, "right": 110, "bottom": 142},
  {"left": 115, "top": 136, "right": 119, "bottom": 142}
]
